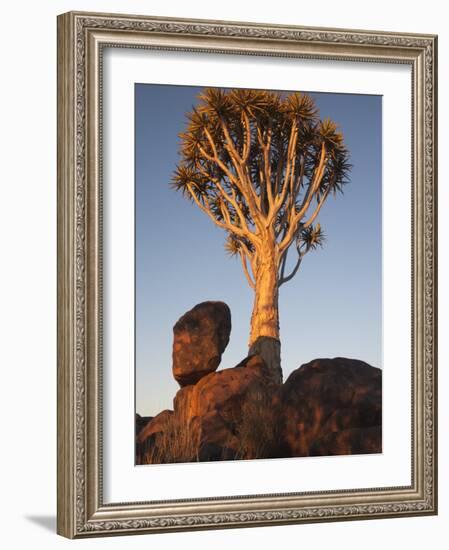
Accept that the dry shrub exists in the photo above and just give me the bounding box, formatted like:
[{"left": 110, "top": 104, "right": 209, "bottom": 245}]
[
  {"left": 141, "top": 407, "right": 200, "bottom": 464},
  {"left": 140, "top": 383, "right": 281, "bottom": 464},
  {"left": 232, "top": 385, "right": 281, "bottom": 460}
]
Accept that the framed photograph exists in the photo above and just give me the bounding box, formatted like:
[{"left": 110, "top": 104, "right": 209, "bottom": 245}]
[{"left": 57, "top": 11, "right": 438, "bottom": 538}]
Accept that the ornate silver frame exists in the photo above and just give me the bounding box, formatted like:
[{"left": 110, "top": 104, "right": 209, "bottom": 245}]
[{"left": 57, "top": 11, "right": 438, "bottom": 538}]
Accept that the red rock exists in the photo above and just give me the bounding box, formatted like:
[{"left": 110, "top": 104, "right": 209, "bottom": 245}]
[
  {"left": 281, "top": 358, "right": 382, "bottom": 457},
  {"left": 136, "top": 409, "right": 173, "bottom": 444},
  {"left": 136, "top": 356, "right": 382, "bottom": 464},
  {"left": 173, "top": 355, "right": 282, "bottom": 460},
  {"left": 172, "top": 301, "right": 231, "bottom": 387},
  {"left": 174, "top": 355, "right": 273, "bottom": 417},
  {"left": 309, "top": 426, "right": 382, "bottom": 456}
]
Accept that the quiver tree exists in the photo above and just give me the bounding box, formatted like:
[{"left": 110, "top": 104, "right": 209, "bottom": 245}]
[{"left": 173, "top": 88, "right": 350, "bottom": 382}]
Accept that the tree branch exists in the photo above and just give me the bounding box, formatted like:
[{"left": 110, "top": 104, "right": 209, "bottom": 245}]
[
  {"left": 207, "top": 124, "right": 262, "bottom": 225},
  {"left": 303, "top": 184, "right": 331, "bottom": 228},
  {"left": 279, "top": 251, "right": 303, "bottom": 287},
  {"left": 241, "top": 110, "right": 252, "bottom": 163},
  {"left": 196, "top": 163, "right": 256, "bottom": 241},
  {"left": 200, "top": 129, "right": 263, "bottom": 233},
  {"left": 276, "top": 152, "right": 306, "bottom": 238},
  {"left": 274, "top": 145, "right": 285, "bottom": 198},
  {"left": 187, "top": 183, "right": 248, "bottom": 240},
  {"left": 294, "top": 143, "right": 327, "bottom": 221},
  {"left": 239, "top": 250, "right": 255, "bottom": 289},
  {"left": 278, "top": 143, "right": 327, "bottom": 253},
  {"left": 218, "top": 196, "right": 233, "bottom": 226},
  {"left": 271, "top": 122, "right": 298, "bottom": 223},
  {"left": 217, "top": 115, "right": 242, "bottom": 163},
  {"left": 255, "top": 123, "right": 274, "bottom": 216},
  {"left": 279, "top": 246, "right": 288, "bottom": 281}
]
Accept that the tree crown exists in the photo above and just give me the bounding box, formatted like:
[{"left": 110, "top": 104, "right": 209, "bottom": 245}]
[{"left": 172, "top": 87, "right": 350, "bottom": 288}]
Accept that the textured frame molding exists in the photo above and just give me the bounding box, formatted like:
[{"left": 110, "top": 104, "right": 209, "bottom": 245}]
[{"left": 57, "top": 11, "right": 438, "bottom": 538}]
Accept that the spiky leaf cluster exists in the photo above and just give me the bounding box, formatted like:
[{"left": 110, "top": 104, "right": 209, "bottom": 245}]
[{"left": 298, "top": 223, "right": 326, "bottom": 252}]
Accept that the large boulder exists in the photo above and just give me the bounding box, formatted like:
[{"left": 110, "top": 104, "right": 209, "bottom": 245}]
[
  {"left": 172, "top": 301, "right": 231, "bottom": 387},
  {"left": 309, "top": 426, "right": 382, "bottom": 456},
  {"left": 281, "top": 358, "right": 382, "bottom": 457},
  {"left": 173, "top": 354, "right": 282, "bottom": 460}
]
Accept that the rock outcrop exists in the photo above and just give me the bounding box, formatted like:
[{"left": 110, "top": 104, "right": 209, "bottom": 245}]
[
  {"left": 172, "top": 301, "right": 231, "bottom": 387},
  {"left": 174, "top": 354, "right": 282, "bottom": 460},
  {"left": 281, "top": 358, "right": 382, "bottom": 457},
  {"left": 136, "top": 302, "right": 382, "bottom": 464},
  {"left": 309, "top": 426, "right": 382, "bottom": 456}
]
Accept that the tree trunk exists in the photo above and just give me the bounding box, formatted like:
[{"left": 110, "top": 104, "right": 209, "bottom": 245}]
[{"left": 249, "top": 248, "right": 282, "bottom": 383}]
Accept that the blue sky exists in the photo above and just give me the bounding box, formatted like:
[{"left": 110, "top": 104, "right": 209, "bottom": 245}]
[{"left": 135, "top": 84, "right": 382, "bottom": 417}]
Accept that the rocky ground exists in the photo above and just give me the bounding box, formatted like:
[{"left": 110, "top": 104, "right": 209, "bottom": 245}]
[{"left": 136, "top": 301, "right": 382, "bottom": 464}]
